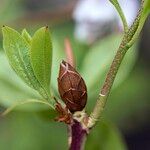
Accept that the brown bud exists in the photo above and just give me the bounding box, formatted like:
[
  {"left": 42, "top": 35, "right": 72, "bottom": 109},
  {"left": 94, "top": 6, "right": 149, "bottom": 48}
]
[{"left": 58, "top": 60, "right": 87, "bottom": 113}]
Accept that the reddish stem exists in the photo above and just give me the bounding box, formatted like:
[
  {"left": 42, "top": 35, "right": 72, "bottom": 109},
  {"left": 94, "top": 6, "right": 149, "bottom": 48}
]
[
  {"left": 69, "top": 120, "right": 87, "bottom": 150},
  {"left": 64, "top": 39, "right": 86, "bottom": 149}
]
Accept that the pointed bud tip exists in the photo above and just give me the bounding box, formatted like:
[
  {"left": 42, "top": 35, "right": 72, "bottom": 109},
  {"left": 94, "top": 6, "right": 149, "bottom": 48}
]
[
  {"left": 61, "top": 60, "right": 68, "bottom": 67},
  {"left": 61, "top": 59, "right": 67, "bottom": 64},
  {"left": 58, "top": 60, "right": 87, "bottom": 113}
]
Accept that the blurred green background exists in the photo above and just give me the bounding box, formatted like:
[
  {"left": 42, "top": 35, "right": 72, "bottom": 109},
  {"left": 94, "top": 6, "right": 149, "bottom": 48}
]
[{"left": 0, "top": 0, "right": 150, "bottom": 149}]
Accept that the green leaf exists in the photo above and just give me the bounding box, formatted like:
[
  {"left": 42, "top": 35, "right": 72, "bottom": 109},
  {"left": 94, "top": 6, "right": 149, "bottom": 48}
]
[
  {"left": 0, "top": 51, "right": 39, "bottom": 97},
  {"left": 2, "top": 26, "right": 36, "bottom": 89},
  {"left": 30, "top": 26, "right": 52, "bottom": 95},
  {"left": 50, "top": 38, "right": 65, "bottom": 92},
  {"left": 21, "top": 29, "right": 32, "bottom": 44},
  {"left": 85, "top": 121, "right": 127, "bottom": 150},
  {"left": 2, "top": 26, "right": 53, "bottom": 105},
  {"left": 0, "top": 52, "right": 54, "bottom": 111}
]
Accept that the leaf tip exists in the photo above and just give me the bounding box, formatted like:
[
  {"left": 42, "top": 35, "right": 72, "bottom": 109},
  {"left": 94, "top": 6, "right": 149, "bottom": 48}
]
[
  {"left": 2, "top": 25, "right": 7, "bottom": 32},
  {"left": 2, "top": 25, "right": 6, "bottom": 33},
  {"left": 2, "top": 25, "right": 8, "bottom": 36},
  {"left": 45, "top": 26, "right": 49, "bottom": 32},
  {"left": 2, "top": 25, "right": 11, "bottom": 34}
]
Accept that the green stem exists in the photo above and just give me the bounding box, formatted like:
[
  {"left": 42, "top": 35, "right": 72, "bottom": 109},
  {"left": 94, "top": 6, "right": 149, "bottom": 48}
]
[
  {"left": 88, "top": 0, "right": 150, "bottom": 128},
  {"left": 109, "top": 0, "right": 128, "bottom": 33},
  {"left": 88, "top": 42, "right": 128, "bottom": 128},
  {"left": 127, "top": 13, "right": 148, "bottom": 47}
]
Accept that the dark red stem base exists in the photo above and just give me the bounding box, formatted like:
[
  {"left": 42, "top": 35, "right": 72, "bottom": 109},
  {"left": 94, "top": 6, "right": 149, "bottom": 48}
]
[{"left": 69, "top": 120, "right": 87, "bottom": 150}]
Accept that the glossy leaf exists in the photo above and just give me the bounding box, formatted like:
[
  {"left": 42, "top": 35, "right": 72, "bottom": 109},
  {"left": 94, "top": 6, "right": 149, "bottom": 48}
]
[
  {"left": 0, "top": 77, "right": 49, "bottom": 111},
  {"left": 0, "top": 51, "right": 39, "bottom": 98},
  {"left": 2, "top": 26, "right": 53, "bottom": 103},
  {"left": 50, "top": 37, "right": 65, "bottom": 92},
  {"left": 30, "top": 27, "right": 52, "bottom": 95},
  {"left": 85, "top": 121, "right": 127, "bottom": 150},
  {"left": 2, "top": 26, "right": 37, "bottom": 89},
  {"left": 0, "top": 53, "right": 51, "bottom": 111}
]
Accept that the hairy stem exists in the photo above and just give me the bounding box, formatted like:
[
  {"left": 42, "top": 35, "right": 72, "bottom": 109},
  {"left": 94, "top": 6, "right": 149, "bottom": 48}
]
[
  {"left": 88, "top": 42, "right": 128, "bottom": 128},
  {"left": 88, "top": 0, "right": 149, "bottom": 128}
]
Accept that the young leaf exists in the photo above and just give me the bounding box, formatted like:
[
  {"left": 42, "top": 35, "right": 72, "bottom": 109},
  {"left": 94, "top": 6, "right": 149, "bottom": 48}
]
[
  {"left": 2, "top": 26, "right": 52, "bottom": 102},
  {"left": 21, "top": 29, "right": 32, "bottom": 44},
  {"left": 2, "top": 26, "right": 35, "bottom": 88},
  {"left": 30, "top": 26, "right": 52, "bottom": 94}
]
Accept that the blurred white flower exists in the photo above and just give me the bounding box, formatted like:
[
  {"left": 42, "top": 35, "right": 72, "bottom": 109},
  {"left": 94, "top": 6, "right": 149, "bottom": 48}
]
[{"left": 73, "top": 0, "right": 139, "bottom": 44}]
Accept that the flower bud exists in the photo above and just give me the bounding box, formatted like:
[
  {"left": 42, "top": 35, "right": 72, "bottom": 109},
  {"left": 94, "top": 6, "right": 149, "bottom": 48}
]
[{"left": 58, "top": 60, "right": 87, "bottom": 113}]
